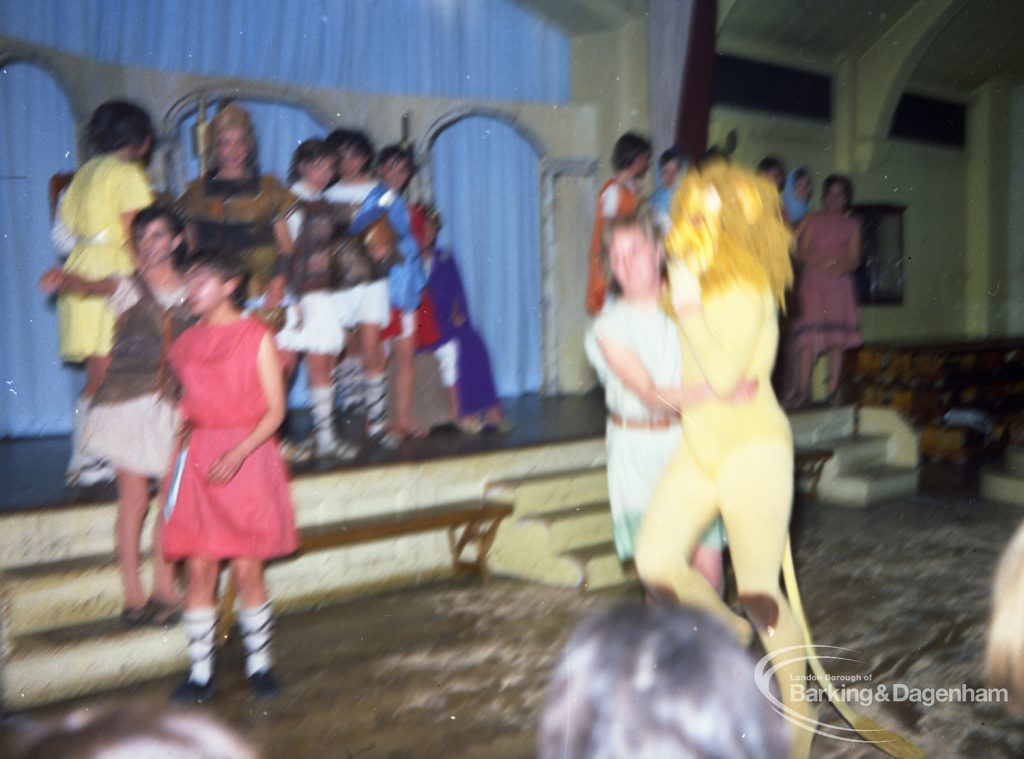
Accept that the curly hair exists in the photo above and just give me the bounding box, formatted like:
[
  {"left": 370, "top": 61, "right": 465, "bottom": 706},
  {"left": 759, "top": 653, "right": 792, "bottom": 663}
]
[{"left": 206, "top": 102, "right": 260, "bottom": 178}]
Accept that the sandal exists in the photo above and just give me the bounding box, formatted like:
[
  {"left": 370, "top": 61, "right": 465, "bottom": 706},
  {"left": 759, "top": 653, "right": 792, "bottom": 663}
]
[{"left": 144, "top": 598, "right": 182, "bottom": 626}]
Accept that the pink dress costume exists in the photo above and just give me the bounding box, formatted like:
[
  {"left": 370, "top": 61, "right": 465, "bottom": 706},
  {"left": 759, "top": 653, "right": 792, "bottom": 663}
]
[
  {"left": 791, "top": 211, "right": 863, "bottom": 354},
  {"left": 164, "top": 317, "right": 297, "bottom": 560}
]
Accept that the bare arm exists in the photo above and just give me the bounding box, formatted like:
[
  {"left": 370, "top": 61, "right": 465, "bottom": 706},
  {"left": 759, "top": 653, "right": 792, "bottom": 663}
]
[
  {"left": 839, "top": 219, "right": 863, "bottom": 274},
  {"left": 207, "top": 333, "right": 287, "bottom": 484},
  {"left": 596, "top": 335, "right": 709, "bottom": 414},
  {"left": 39, "top": 267, "right": 118, "bottom": 298},
  {"left": 273, "top": 217, "right": 294, "bottom": 256}
]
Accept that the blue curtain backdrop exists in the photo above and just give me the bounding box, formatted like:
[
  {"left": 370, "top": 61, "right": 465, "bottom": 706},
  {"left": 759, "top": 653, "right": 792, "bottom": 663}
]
[
  {"left": 0, "top": 0, "right": 568, "bottom": 103},
  {"left": 431, "top": 117, "right": 542, "bottom": 397},
  {"left": 0, "top": 0, "right": 567, "bottom": 437},
  {"left": 0, "top": 62, "right": 80, "bottom": 438}
]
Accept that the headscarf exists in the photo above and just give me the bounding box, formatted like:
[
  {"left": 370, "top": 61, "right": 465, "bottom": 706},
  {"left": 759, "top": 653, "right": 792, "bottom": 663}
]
[{"left": 782, "top": 167, "right": 810, "bottom": 225}]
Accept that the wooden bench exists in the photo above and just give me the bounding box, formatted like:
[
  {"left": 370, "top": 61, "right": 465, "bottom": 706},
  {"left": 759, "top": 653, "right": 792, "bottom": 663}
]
[{"left": 217, "top": 500, "right": 513, "bottom": 641}]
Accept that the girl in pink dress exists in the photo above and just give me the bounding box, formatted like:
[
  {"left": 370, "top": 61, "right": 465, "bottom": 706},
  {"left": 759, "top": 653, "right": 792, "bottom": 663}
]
[
  {"left": 165, "top": 247, "right": 297, "bottom": 703},
  {"left": 789, "top": 175, "right": 863, "bottom": 405}
]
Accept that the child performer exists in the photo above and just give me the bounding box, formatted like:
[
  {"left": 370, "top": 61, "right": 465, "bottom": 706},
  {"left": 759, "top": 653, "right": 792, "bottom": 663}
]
[
  {"left": 323, "top": 131, "right": 391, "bottom": 421},
  {"left": 584, "top": 132, "right": 651, "bottom": 315},
  {"left": 165, "top": 247, "right": 298, "bottom": 703},
  {"left": 57, "top": 100, "right": 155, "bottom": 486},
  {"left": 584, "top": 211, "right": 729, "bottom": 591},
  {"left": 409, "top": 203, "right": 507, "bottom": 433},
  {"left": 350, "top": 145, "right": 425, "bottom": 443},
  {"left": 39, "top": 205, "right": 190, "bottom": 625},
  {"left": 277, "top": 139, "right": 355, "bottom": 460}
]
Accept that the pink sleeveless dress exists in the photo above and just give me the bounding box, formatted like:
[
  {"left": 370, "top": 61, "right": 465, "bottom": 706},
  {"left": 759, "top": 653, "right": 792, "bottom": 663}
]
[
  {"left": 792, "top": 212, "right": 863, "bottom": 353},
  {"left": 164, "top": 317, "right": 297, "bottom": 560}
]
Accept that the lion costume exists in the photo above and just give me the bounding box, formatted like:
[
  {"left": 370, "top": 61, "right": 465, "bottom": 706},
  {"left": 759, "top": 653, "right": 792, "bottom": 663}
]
[
  {"left": 632, "top": 160, "right": 815, "bottom": 756},
  {"left": 634, "top": 162, "right": 924, "bottom": 759}
]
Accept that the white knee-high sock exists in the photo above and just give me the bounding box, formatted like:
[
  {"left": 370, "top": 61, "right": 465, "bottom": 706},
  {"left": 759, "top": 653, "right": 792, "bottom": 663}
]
[
  {"left": 310, "top": 386, "right": 338, "bottom": 451},
  {"left": 238, "top": 602, "right": 275, "bottom": 677},
  {"left": 183, "top": 607, "right": 217, "bottom": 685},
  {"left": 67, "top": 395, "right": 93, "bottom": 474}
]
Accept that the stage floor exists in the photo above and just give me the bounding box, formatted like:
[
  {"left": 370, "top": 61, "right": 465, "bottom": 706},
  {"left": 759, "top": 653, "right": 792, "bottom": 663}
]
[
  {"left": 0, "top": 393, "right": 606, "bottom": 513},
  {"left": 3, "top": 470, "right": 1023, "bottom": 758}
]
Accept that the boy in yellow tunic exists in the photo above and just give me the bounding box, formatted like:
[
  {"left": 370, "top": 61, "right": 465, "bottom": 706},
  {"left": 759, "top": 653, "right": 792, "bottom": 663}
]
[{"left": 58, "top": 100, "right": 154, "bottom": 485}]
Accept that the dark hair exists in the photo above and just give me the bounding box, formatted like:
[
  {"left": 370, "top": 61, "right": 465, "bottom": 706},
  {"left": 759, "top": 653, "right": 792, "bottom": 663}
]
[
  {"left": 326, "top": 129, "right": 375, "bottom": 165},
  {"left": 131, "top": 205, "right": 186, "bottom": 267},
  {"left": 823, "top": 174, "right": 854, "bottom": 209},
  {"left": 184, "top": 246, "right": 249, "bottom": 307},
  {"left": 375, "top": 144, "right": 414, "bottom": 171},
  {"left": 611, "top": 132, "right": 652, "bottom": 172},
  {"left": 85, "top": 100, "right": 154, "bottom": 155},
  {"left": 658, "top": 146, "right": 686, "bottom": 169},
  {"left": 325, "top": 128, "right": 371, "bottom": 154},
  {"left": 538, "top": 603, "right": 790, "bottom": 759},
  {"left": 131, "top": 204, "right": 184, "bottom": 239},
  {"left": 756, "top": 155, "right": 786, "bottom": 177},
  {"left": 288, "top": 138, "right": 336, "bottom": 184}
]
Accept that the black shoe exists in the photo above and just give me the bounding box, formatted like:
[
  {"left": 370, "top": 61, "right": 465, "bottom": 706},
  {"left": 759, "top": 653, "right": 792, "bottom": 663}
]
[
  {"left": 248, "top": 669, "right": 281, "bottom": 699},
  {"left": 169, "top": 676, "right": 214, "bottom": 704}
]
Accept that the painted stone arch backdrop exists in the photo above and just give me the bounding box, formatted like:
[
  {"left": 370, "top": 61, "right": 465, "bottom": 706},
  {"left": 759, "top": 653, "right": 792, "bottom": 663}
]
[
  {"left": 0, "top": 59, "right": 79, "bottom": 436},
  {"left": 429, "top": 115, "right": 543, "bottom": 398}
]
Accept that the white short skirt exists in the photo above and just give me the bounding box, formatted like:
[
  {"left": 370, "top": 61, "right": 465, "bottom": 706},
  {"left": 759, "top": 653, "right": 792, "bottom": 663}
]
[
  {"left": 333, "top": 280, "right": 390, "bottom": 330},
  {"left": 83, "top": 392, "right": 179, "bottom": 478},
  {"left": 275, "top": 291, "right": 346, "bottom": 355}
]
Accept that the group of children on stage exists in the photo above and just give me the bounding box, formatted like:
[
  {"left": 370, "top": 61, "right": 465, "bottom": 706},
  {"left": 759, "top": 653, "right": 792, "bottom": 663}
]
[{"left": 39, "top": 99, "right": 503, "bottom": 703}]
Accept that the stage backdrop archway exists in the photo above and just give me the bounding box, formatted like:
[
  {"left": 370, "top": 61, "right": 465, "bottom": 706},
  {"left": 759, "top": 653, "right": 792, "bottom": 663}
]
[
  {"left": 424, "top": 112, "right": 543, "bottom": 398},
  {"left": 0, "top": 59, "right": 79, "bottom": 437}
]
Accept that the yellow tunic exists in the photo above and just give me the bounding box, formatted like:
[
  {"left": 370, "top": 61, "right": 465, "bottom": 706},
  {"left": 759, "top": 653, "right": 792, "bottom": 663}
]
[{"left": 57, "top": 155, "right": 153, "bottom": 361}]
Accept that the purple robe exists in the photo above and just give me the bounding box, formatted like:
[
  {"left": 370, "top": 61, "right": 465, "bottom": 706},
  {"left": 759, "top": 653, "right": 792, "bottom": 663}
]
[{"left": 422, "top": 247, "right": 500, "bottom": 417}]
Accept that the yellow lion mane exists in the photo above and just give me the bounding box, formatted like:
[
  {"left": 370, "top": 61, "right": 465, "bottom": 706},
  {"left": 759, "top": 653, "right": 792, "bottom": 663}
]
[{"left": 665, "top": 160, "right": 793, "bottom": 309}]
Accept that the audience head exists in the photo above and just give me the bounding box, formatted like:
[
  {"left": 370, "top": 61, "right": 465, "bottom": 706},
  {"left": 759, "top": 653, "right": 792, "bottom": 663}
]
[
  {"left": 207, "top": 103, "right": 259, "bottom": 178},
  {"left": 987, "top": 521, "right": 1024, "bottom": 711},
  {"left": 375, "top": 144, "right": 415, "bottom": 191},
  {"left": 755, "top": 155, "right": 786, "bottom": 191},
  {"left": 538, "top": 602, "right": 790, "bottom": 759},
  {"left": 657, "top": 146, "right": 688, "bottom": 190},
  {"left": 10, "top": 700, "right": 258, "bottom": 758},
  {"left": 86, "top": 100, "right": 155, "bottom": 158},
  {"left": 327, "top": 129, "right": 375, "bottom": 181},
  {"left": 288, "top": 138, "right": 337, "bottom": 186},
  {"left": 131, "top": 204, "right": 186, "bottom": 269},
  {"left": 540, "top": 602, "right": 786, "bottom": 757},
  {"left": 822, "top": 174, "right": 854, "bottom": 213},
  {"left": 612, "top": 132, "right": 652, "bottom": 178}
]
